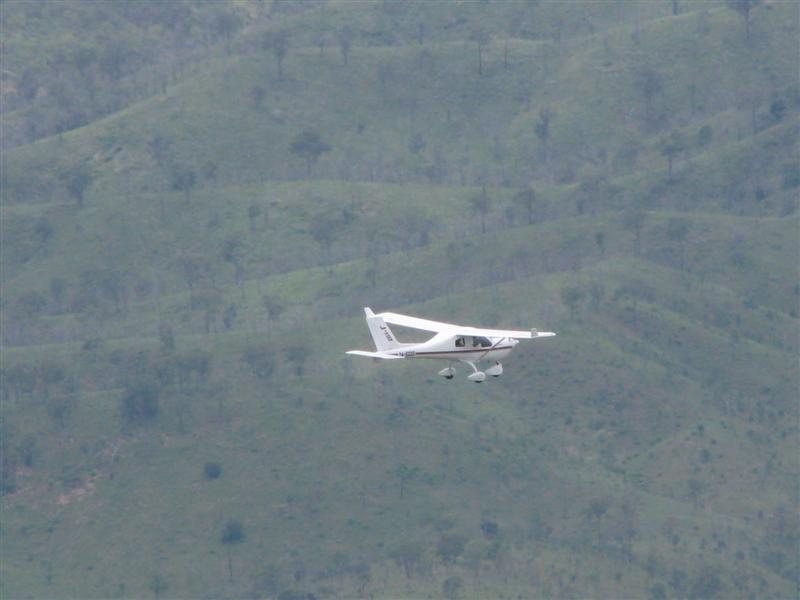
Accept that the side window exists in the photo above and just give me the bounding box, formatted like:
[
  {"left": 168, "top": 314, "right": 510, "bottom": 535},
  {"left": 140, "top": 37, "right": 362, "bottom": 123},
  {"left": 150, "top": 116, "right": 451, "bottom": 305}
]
[
  {"left": 455, "top": 337, "right": 465, "bottom": 347},
  {"left": 475, "top": 336, "right": 492, "bottom": 347}
]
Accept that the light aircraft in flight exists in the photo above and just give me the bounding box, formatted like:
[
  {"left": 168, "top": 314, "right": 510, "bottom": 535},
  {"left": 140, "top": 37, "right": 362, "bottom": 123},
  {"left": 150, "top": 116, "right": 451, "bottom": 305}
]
[{"left": 346, "top": 307, "right": 555, "bottom": 382}]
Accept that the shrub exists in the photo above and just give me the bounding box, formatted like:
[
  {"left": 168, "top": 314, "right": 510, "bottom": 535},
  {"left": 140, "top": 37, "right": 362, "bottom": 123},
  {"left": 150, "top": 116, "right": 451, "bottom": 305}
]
[
  {"left": 121, "top": 380, "right": 159, "bottom": 425},
  {"left": 203, "top": 462, "right": 222, "bottom": 480},
  {"left": 221, "top": 519, "right": 244, "bottom": 544}
]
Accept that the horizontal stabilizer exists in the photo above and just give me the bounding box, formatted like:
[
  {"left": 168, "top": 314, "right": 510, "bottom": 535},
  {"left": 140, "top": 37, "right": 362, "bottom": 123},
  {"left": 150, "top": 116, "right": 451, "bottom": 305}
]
[{"left": 346, "top": 350, "right": 404, "bottom": 360}]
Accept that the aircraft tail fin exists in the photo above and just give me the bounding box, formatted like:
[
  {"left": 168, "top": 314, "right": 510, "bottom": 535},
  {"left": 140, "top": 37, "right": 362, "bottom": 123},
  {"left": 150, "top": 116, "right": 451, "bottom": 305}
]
[{"left": 363, "top": 307, "right": 401, "bottom": 351}]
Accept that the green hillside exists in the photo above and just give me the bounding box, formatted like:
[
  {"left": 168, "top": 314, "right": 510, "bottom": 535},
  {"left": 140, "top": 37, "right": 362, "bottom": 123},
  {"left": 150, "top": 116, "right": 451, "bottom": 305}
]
[{"left": 1, "top": 1, "right": 798, "bottom": 599}]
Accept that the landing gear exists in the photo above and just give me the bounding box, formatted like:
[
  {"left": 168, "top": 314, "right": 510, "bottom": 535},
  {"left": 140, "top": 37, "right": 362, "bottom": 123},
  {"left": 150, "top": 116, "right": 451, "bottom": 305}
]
[
  {"left": 466, "top": 362, "right": 486, "bottom": 383},
  {"left": 438, "top": 365, "right": 456, "bottom": 380},
  {"left": 486, "top": 362, "right": 503, "bottom": 378}
]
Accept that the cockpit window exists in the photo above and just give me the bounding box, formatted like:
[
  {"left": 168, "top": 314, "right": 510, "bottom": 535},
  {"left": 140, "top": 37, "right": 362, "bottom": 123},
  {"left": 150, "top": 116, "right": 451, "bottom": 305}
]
[
  {"left": 473, "top": 336, "right": 492, "bottom": 348},
  {"left": 455, "top": 337, "right": 466, "bottom": 347}
]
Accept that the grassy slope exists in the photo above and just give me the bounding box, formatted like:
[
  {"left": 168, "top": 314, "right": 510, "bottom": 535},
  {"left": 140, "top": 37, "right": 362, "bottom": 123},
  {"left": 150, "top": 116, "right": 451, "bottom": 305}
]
[{"left": 1, "top": 1, "right": 798, "bottom": 598}]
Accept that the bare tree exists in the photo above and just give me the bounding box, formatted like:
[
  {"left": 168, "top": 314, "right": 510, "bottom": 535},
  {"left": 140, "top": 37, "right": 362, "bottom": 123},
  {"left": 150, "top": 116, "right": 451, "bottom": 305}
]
[
  {"left": 338, "top": 26, "right": 353, "bottom": 66},
  {"left": 63, "top": 163, "right": 93, "bottom": 207},
  {"left": 469, "top": 186, "right": 491, "bottom": 234},
  {"left": 726, "top": 0, "right": 762, "bottom": 41},
  {"left": 534, "top": 107, "right": 554, "bottom": 163},
  {"left": 469, "top": 26, "right": 491, "bottom": 75},
  {"left": 666, "top": 217, "right": 691, "bottom": 271},
  {"left": 634, "top": 67, "right": 663, "bottom": 127},
  {"left": 169, "top": 163, "right": 196, "bottom": 203},
  {"left": 623, "top": 207, "right": 647, "bottom": 255},
  {"left": 262, "top": 30, "right": 290, "bottom": 80},
  {"left": 513, "top": 187, "right": 539, "bottom": 225}
]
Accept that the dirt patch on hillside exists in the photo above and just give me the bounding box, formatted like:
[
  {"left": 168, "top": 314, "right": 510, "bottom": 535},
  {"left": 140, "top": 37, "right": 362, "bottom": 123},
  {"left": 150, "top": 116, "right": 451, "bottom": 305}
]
[{"left": 57, "top": 474, "right": 97, "bottom": 505}]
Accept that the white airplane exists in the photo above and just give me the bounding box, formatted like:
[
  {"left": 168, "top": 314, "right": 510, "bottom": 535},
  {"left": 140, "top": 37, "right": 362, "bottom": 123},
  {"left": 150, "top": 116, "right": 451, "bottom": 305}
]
[{"left": 347, "top": 307, "right": 555, "bottom": 382}]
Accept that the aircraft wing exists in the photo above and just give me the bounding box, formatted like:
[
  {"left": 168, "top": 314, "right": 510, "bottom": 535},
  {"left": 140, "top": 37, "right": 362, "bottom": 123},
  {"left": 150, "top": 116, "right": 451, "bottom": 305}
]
[
  {"left": 377, "top": 312, "right": 460, "bottom": 333},
  {"left": 346, "top": 350, "right": 404, "bottom": 359},
  {"left": 454, "top": 327, "right": 556, "bottom": 339},
  {"left": 376, "top": 311, "right": 555, "bottom": 340}
]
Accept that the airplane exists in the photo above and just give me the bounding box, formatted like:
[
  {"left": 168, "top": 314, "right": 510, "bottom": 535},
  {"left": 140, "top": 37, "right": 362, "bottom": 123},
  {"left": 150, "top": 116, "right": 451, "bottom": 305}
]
[{"left": 346, "top": 307, "right": 555, "bottom": 382}]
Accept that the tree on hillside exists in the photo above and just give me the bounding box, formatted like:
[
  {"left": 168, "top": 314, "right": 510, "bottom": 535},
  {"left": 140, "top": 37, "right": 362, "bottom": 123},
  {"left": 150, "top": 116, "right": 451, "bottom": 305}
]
[
  {"left": 251, "top": 85, "right": 266, "bottom": 110},
  {"left": 243, "top": 343, "right": 275, "bottom": 380},
  {"left": 338, "top": 26, "right": 353, "bottom": 66},
  {"left": 48, "top": 384, "right": 77, "bottom": 428},
  {"left": 316, "top": 34, "right": 328, "bottom": 59},
  {"left": 15, "top": 290, "right": 48, "bottom": 322},
  {"left": 575, "top": 175, "right": 606, "bottom": 217},
  {"left": 696, "top": 125, "right": 713, "bottom": 149},
  {"left": 394, "top": 463, "right": 419, "bottom": 498},
  {"left": 192, "top": 286, "right": 224, "bottom": 334},
  {"left": 634, "top": 67, "right": 663, "bottom": 128},
  {"left": 63, "top": 163, "right": 93, "bottom": 207},
  {"left": 1, "top": 440, "right": 16, "bottom": 495},
  {"left": 534, "top": 107, "right": 554, "bottom": 163},
  {"left": 262, "top": 294, "right": 285, "bottom": 324},
  {"left": 221, "top": 519, "right": 245, "bottom": 583},
  {"left": 595, "top": 231, "right": 606, "bottom": 256},
  {"left": 560, "top": 285, "right": 585, "bottom": 320},
  {"left": 178, "top": 253, "right": 211, "bottom": 293},
  {"left": 213, "top": 8, "right": 243, "bottom": 53},
  {"left": 121, "top": 380, "right": 159, "bottom": 425},
  {"left": 49, "top": 277, "right": 68, "bottom": 312},
  {"left": 388, "top": 540, "right": 426, "bottom": 579},
  {"left": 437, "top": 533, "right": 467, "bottom": 568},
  {"left": 623, "top": 207, "right": 647, "bottom": 255},
  {"left": 202, "top": 160, "right": 218, "bottom": 182},
  {"left": 247, "top": 203, "right": 262, "bottom": 231},
  {"left": 469, "top": 186, "right": 491, "bottom": 234},
  {"left": 290, "top": 131, "right": 331, "bottom": 177},
  {"left": 308, "top": 210, "right": 338, "bottom": 255},
  {"left": 513, "top": 187, "right": 539, "bottom": 225},
  {"left": 726, "top": 0, "right": 761, "bottom": 41},
  {"left": 666, "top": 217, "right": 691, "bottom": 271},
  {"left": 687, "top": 478, "right": 704, "bottom": 507},
  {"left": 262, "top": 30, "right": 290, "bottom": 80},
  {"left": 469, "top": 26, "right": 491, "bottom": 76},
  {"left": 149, "top": 575, "right": 168, "bottom": 600},
  {"left": 148, "top": 133, "right": 174, "bottom": 163},
  {"left": 397, "top": 208, "right": 434, "bottom": 251},
  {"left": 443, "top": 576, "right": 463, "bottom": 599},
  {"left": 221, "top": 234, "right": 246, "bottom": 296},
  {"left": 170, "top": 163, "right": 197, "bottom": 203},
  {"left": 284, "top": 344, "right": 308, "bottom": 377},
  {"left": 377, "top": 60, "right": 395, "bottom": 92},
  {"left": 689, "top": 564, "right": 725, "bottom": 599},
  {"left": 658, "top": 132, "right": 687, "bottom": 179}
]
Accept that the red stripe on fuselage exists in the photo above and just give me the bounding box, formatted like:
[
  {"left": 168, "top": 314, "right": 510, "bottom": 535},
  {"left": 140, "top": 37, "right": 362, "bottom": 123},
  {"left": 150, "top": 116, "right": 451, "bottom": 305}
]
[{"left": 413, "top": 346, "right": 513, "bottom": 356}]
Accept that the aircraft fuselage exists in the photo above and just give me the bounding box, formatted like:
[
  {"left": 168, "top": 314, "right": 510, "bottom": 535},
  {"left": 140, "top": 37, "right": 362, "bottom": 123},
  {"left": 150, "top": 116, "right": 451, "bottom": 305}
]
[{"left": 391, "top": 334, "right": 518, "bottom": 363}]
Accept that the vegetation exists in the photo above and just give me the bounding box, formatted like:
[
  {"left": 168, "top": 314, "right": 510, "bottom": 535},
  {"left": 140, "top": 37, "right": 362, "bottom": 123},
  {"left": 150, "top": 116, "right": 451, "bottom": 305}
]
[{"left": 1, "top": 1, "right": 797, "bottom": 598}]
